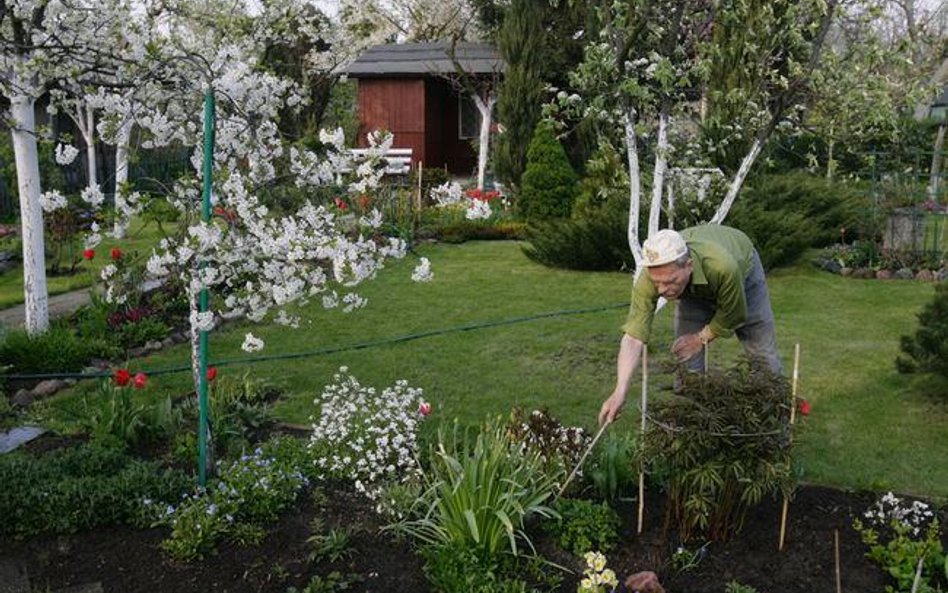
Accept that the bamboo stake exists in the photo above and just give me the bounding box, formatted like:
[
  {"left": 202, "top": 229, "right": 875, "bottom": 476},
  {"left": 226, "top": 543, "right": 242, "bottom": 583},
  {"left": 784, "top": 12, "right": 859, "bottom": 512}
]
[
  {"left": 638, "top": 345, "right": 648, "bottom": 535},
  {"left": 778, "top": 343, "right": 801, "bottom": 551},
  {"left": 555, "top": 419, "right": 610, "bottom": 501},
  {"left": 835, "top": 529, "right": 842, "bottom": 593},
  {"left": 910, "top": 557, "right": 924, "bottom": 593}
]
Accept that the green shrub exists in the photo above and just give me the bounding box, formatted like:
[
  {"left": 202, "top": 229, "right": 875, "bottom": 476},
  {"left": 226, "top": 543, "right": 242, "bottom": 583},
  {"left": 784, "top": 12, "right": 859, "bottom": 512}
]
[
  {"left": 421, "top": 542, "right": 538, "bottom": 593},
  {"left": 519, "top": 120, "right": 578, "bottom": 221},
  {"left": 643, "top": 360, "right": 795, "bottom": 542},
  {"left": 0, "top": 444, "right": 189, "bottom": 537},
  {"left": 728, "top": 173, "right": 870, "bottom": 269},
  {"left": 896, "top": 281, "right": 948, "bottom": 379},
  {"left": 545, "top": 498, "right": 620, "bottom": 555},
  {"left": 0, "top": 324, "right": 111, "bottom": 374},
  {"left": 588, "top": 431, "right": 637, "bottom": 502},
  {"left": 522, "top": 195, "right": 634, "bottom": 271}
]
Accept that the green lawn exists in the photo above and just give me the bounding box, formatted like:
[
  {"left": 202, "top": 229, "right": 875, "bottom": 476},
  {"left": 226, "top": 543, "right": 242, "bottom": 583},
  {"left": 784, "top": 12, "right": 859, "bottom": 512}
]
[
  {"left": 0, "top": 217, "right": 174, "bottom": 308},
  {"left": 34, "top": 241, "right": 948, "bottom": 498}
]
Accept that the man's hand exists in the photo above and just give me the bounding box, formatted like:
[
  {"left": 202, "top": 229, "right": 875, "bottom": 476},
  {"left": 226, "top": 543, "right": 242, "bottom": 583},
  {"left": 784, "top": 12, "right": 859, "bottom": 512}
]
[
  {"left": 598, "top": 390, "right": 625, "bottom": 426},
  {"left": 671, "top": 332, "right": 704, "bottom": 362}
]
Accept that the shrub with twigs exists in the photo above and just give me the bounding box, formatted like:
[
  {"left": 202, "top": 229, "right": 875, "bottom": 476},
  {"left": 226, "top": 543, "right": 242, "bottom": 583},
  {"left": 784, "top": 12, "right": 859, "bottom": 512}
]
[{"left": 642, "top": 360, "right": 796, "bottom": 542}]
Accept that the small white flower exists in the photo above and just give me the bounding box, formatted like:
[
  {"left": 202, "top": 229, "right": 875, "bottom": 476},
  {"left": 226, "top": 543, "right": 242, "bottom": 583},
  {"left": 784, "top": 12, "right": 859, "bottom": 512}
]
[
  {"left": 54, "top": 143, "right": 79, "bottom": 165},
  {"left": 411, "top": 257, "right": 433, "bottom": 283},
  {"left": 241, "top": 332, "right": 265, "bottom": 353}
]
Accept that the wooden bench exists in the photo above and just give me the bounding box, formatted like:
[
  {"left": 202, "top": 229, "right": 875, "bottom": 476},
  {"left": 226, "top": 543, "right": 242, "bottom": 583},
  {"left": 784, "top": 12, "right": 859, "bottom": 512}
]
[{"left": 349, "top": 147, "right": 413, "bottom": 175}]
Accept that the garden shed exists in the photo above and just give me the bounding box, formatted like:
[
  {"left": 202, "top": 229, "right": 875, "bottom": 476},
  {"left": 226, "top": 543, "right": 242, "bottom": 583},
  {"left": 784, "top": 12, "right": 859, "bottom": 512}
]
[{"left": 346, "top": 42, "right": 503, "bottom": 176}]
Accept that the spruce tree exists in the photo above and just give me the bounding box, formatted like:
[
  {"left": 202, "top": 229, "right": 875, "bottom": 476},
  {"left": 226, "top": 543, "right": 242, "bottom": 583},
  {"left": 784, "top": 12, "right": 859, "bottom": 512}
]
[{"left": 519, "top": 120, "right": 578, "bottom": 220}]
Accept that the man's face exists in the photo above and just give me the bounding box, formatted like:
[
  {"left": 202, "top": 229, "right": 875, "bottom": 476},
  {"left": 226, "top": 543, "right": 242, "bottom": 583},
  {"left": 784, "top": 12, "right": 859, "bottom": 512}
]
[{"left": 646, "top": 260, "right": 692, "bottom": 300}]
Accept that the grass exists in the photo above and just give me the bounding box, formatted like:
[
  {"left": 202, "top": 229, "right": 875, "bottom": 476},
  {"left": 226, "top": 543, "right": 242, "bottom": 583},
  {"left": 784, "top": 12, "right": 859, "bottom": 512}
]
[
  {"left": 31, "top": 241, "right": 948, "bottom": 498},
  {"left": 0, "top": 217, "right": 175, "bottom": 308}
]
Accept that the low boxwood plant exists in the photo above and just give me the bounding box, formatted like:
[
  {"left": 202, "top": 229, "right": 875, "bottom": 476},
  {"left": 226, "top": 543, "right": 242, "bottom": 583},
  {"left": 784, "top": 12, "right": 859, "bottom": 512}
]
[
  {"left": 0, "top": 443, "right": 189, "bottom": 538},
  {"left": 545, "top": 498, "right": 620, "bottom": 556}
]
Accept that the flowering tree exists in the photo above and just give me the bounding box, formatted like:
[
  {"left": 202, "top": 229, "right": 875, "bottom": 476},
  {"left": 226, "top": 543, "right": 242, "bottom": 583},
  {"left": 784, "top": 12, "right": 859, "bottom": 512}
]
[{"left": 550, "top": 0, "right": 837, "bottom": 268}]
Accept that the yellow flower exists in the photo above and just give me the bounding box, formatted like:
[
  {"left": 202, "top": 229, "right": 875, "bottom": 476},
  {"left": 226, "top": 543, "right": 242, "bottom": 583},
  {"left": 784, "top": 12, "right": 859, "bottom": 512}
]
[
  {"left": 592, "top": 552, "right": 607, "bottom": 573},
  {"left": 601, "top": 569, "right": 618, "bottom": 588},
  {"left": 579, "top": 577, "right": 594, "bottom": 592}
]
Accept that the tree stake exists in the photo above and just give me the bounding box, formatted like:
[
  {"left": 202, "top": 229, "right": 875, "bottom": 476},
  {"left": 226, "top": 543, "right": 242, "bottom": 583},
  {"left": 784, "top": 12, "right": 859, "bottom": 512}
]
[
  {"left": 779, "top": 343, "right": 801, "bottom": 551},
  {"left": 638, "top": 345, "right": 648, "bottom": 534}
]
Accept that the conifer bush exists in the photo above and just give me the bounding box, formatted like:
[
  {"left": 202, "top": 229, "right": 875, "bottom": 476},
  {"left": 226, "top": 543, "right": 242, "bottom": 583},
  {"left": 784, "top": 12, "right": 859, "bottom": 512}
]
[
  {"left": 896, "top": 281, "right": 948, "bottom": 380},
  {"left": 518, "top": 120, "right": 578, "bottom": 221}
]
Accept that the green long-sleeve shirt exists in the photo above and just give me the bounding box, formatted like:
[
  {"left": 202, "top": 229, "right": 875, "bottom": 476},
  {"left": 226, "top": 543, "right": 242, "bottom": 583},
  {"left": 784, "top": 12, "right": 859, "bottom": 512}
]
[{"left": 622, "top": 224, "right": 756, "bottom": 343}]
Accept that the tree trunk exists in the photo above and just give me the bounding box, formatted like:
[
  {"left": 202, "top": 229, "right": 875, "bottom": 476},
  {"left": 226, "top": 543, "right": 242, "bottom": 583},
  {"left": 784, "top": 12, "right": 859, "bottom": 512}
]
[
  {"left": 649, "top": 112, "right": 670, "bottom": 236},
  {"left": 623, "top": 110, "right": 644, "bottom": 267},
  {"left": 710, "top": 137, "right": 765, "bottom": 225},
  {"left": 473, "top": 92, "right": 495, "bottom": 190},
  {"left": 84, "top": 106, "right": 97, "bottom": 188},
  {"left": 929, "top": 122, "right": 945, "bottom": 203},
  {"left": 113, "top": 119, "right": 132, "bottom": 237},
  {"left": 826, "top": 136, "right": 835, "bottom": 180},
  {"left": 10, "top": 92, "right": 50, "bottom": 335}
]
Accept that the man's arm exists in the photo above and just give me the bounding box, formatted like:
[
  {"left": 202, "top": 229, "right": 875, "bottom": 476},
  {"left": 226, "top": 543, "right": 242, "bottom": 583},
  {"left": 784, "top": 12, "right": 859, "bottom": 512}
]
[{"left": 598, "top": 333, "right": 646, "bottom": 426}]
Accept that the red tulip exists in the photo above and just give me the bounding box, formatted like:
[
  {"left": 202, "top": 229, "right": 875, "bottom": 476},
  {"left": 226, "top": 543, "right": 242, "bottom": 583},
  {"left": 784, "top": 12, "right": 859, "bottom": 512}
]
[
  {"left": 798, "top": 399, "right": 811, "bottom": 417},
  {"left": 418, "top": 401, "right": 432, "bottom": 417},
  {"left": 82, "top": 249, "right": 95, "bottom": 260},
  {"left": 133, "top": 372, "right": 147, "bottom": 389},
  {"left": 206, "top": 366, "right": 218, "bottom": 382},
  {"left": 333, "top": 197, "right": 348, "bottom": 210},
  {"left": 110, "top": 247, "right": 123, "bottom": 261},
  {"left": 114, "top": 368, "right": 131, "bottom": 387}
]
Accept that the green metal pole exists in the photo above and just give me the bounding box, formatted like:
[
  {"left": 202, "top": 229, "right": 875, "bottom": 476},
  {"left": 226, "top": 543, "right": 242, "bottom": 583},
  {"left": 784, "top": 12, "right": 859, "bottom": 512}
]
[{"left": 198, "top": 88, "right": 215, "bottom": 487}]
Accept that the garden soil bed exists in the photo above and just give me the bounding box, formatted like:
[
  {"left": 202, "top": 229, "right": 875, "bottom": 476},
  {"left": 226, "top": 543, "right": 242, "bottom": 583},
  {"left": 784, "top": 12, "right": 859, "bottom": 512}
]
[{"left": 3, "top": 482, "right": 941, "bottom": 593}]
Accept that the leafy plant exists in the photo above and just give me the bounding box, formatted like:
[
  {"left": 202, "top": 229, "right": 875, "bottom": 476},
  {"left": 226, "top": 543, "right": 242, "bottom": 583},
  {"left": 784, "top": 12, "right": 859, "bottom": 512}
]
[
  {"left": 285, "top": 572, "right": 363, "bottom": 593},
  {"left": 588, "top": 431, "right": 638, "bottom": 502},
  {"left": 0, "top": 323, "right": 111, "bottom": 374},
  {"left": 642, "top": 360, "right": 795, "bottom": 542},
  {"left": 307, "top": 527, "right": 354, "bottom": 563},
  {"left": 507, "top": 407, "right": 590, "bottom": 492},
  {"left": 724, "top": 581, "right": 760, "bottom": 593},
  {"left": 669, "top": 542, "right": 710, "bottom": 574},
  {"left": 896, "top": 281, "right": 948, "bottom": 379},
  {"left": 420, "top": 542, "right": 536, "bottom": 593},
  {"left": 852, "top": 492, "right": 946, "bottom": 593},
  {"left": 545, "top": 498, "right": 620, "bottom": 555},
  {"left": 389, "top": 417, "right": 560, "bottom": 558},
  {"left": 82, "top": 381, "right": 149, "bottom": 448}
]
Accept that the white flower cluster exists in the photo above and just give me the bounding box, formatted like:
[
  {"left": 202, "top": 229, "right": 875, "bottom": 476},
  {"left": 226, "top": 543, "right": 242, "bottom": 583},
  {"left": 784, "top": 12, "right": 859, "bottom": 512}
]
[
  {"left": 862, "top": 491, "right": 935, "bottom": 537},
  {"left": 430, "top": 181, "right": 493, "bottom": 220},
  {"left": 309, "top": 367, "right": 429, "bottom": 502},
  {"left": 241, "top": 332, "right": 264, "bottom": 353},
  {"left": 54, "top": 143, "right": 79, "bottom": 165},
  {"left": 39, "top": 190, "right": 68, "bottom": 213},
  {"left": 466, "top": 198, "right": 492, "bottom": 220},
  {"left": 411, "top": 257, "right": 434, "bottom": 283}
]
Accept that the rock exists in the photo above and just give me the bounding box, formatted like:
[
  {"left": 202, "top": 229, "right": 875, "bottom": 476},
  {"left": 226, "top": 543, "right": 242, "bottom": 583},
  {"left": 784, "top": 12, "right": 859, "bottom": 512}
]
[
  {"left": 937, "top": 268, "right": 948, "bottom": 282},
  {"left": 87, "top": 359, "right": 111, "bottom": 370},
  {"left": 840, "top": 267, "right": 853, "bottom": 277},
  {"left": 144, "top": 340, "right": 164, "bottom": 351},
  {"left": 876, "top": 269, "right": 894, "bottom": 280},
  {"left": 11, "top": 390, "right": 33, "bottom": 408},
  {"left": 625, "top": 571, "right": 665, "bottom": 593},
  {"left": 915, "top": 269, "right": 934, "bottom": 282},
  {"left": 127, "top": 346, "right": 148, "bottom": 358},
  {"left": 171, "top": 332, "right": 188, "bottom": 344},
  {"left": 822, "top": 260, "right": 842, "bottom": 274},
  {"left": 0, "top": 426, "right": 47, "bottom": 454},
  {"left": 30, "top": 379, "right": 68, "bottom": 399},
  {"left": 0, "top": 250, "right": 16, "bottom": 262},
  {"left": 852, "top": 268, "right": 875, "bottom": 279},
  {"left": 894, "top": 267, "right": 915, "bottom": 280},
  {"left": 161, "top": 337, "right": 175, "bottom": 348}
]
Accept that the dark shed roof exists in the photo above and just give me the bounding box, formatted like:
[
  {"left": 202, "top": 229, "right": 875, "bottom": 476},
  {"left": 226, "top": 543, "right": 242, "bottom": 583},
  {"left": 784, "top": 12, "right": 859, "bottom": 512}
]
[{"left": 347, "top": 42, "right": 504, "bottom": 77}]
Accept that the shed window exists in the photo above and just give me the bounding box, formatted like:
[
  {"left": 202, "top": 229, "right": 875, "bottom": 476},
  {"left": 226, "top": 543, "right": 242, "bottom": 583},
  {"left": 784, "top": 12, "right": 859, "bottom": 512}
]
[{"left": 459, "top": 94, "right": 482, "bottom": 140}]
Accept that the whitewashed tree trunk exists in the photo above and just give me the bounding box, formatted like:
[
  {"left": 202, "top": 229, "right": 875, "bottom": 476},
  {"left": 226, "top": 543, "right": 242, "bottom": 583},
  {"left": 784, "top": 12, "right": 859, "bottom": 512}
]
[
  {"left": 472, "top": 92, "right": 496, "bottom": 190},
  {"left": 83, "top": 106, "right": 97, "bottom": 188},
  {"left": 10, "top": 92, "right": 50, "bottom": 335},
  {"left": 928, "top": 122, "right": 945, "bottom": 203},
  {"left": 113, "top": 118, "right": 132, "bottom": 237},
  {"left": 648, "top": 112, "right": 670, "bottom": 236},
  {"left": 710, "top": 137, "right": 765, "bottom": 225},
  {"left": 623, "top": 110, "right": 644, "bottom": 268}
]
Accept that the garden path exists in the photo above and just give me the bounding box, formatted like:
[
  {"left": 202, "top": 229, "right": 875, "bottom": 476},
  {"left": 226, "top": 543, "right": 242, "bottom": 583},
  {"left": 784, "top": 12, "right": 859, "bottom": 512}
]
[{"left": 0, "top": 289, "right": 91, "bottom": 330}]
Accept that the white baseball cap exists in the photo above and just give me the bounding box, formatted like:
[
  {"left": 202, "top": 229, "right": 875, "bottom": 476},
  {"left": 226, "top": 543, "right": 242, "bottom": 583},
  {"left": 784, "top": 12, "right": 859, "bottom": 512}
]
[{"left": 642, "top": 229, "right": 688, "bottom": 267}]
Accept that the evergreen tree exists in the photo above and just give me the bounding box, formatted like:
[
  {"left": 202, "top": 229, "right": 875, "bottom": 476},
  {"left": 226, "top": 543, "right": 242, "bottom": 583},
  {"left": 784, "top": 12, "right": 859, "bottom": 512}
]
[
  {"left": 494, "top": 0, "right": 546, "bottom": 189},
  {"left": 519, "top": 120, "right": 578, "bottom": 220}
]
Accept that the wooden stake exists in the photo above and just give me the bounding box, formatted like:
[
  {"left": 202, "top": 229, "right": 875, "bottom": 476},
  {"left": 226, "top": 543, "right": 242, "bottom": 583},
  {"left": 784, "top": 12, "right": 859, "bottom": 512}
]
[
  {"left": 779, "top": 343, "right": 801, "bottom": 551},
  {"left": 910, "top": 557, "right": 924, "bottom": 593},
  {"left": 638, "top": 346, "right": 648, "bottom": 535},
  {"left": 834, "top": 529, "right": 842, "bottom": 593}
]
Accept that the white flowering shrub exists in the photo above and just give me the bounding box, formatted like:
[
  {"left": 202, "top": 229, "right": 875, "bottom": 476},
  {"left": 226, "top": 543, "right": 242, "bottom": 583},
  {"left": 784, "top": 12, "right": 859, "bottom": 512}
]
[
  {"left": 852, "top": 492, "right": 945, "bottom": 593},
  {"left": 309, "top": 367, "right": 429, "bottom": 502}
]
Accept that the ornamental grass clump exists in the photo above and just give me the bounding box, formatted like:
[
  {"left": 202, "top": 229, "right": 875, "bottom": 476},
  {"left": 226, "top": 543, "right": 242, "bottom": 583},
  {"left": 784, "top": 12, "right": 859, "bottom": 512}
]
[
  {"left": 389, "top": 417, "right": 561, "bottom": 559},
  {"left": 643, "top": 360, "right": 795, "bottom": 542},
  {"left": 309, "top": 367, "right": 429, "bottom": 502}
]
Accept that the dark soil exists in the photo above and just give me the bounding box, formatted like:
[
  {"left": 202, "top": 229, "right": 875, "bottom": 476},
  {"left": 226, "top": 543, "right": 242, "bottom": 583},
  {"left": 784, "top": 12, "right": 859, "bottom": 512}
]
[{"left": 3, "top": 480, "right": 941, "bottom": 593}]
